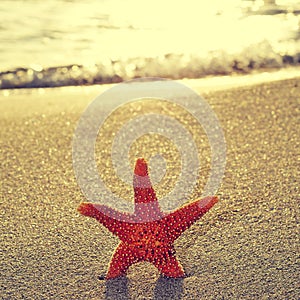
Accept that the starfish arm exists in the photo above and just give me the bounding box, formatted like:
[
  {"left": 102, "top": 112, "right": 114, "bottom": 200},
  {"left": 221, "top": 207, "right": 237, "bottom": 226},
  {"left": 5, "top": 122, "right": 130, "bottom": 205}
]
[
  {"left": 161, "top": 196, "right": 218, "bottom": 242},
  {"left": 77, "top": 202, "right": 132, "bottom": 239},
  {"left": 106, "top": 242, "right": 138, "bottom": 280},
  {"left": 151, "top": 250, "right": 185, "bottom": 278}
]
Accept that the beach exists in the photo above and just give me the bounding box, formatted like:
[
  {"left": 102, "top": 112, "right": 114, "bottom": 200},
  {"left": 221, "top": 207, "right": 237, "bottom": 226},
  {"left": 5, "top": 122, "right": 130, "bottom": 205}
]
[{"left": 1, "top": 75, "right": 299, "bottom": 299}]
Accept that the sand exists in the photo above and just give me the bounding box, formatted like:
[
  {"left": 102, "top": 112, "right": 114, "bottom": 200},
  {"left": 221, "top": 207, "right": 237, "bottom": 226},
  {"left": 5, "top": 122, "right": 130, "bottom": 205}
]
[{"left": 1, "top": 75, "right": 299, "bottom": 299}]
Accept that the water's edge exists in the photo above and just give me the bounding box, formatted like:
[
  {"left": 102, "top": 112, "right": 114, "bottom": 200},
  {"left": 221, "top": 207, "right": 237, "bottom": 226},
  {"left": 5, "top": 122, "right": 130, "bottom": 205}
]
[{"left": 1, "top": 51, "right": 299, "bottom": 89}]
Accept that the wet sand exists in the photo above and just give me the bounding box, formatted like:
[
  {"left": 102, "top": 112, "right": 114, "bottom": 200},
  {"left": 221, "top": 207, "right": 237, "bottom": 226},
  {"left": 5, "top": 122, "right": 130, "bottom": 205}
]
[{"left": 1, "top": 76, "right": 299, "bottom": 299}]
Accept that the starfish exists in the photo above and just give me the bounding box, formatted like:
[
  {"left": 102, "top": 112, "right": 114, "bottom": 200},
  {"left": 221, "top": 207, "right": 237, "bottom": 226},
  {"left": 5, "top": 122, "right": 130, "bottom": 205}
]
[{"left": 78, "top": 158, "right": 218, "bottom": 280}]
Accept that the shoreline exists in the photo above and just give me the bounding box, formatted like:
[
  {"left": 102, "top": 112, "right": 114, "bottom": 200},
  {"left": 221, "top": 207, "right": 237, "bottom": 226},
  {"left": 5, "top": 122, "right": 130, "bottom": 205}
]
[{"left": 1, "top": 65, "right": 300, "bottom": 97}]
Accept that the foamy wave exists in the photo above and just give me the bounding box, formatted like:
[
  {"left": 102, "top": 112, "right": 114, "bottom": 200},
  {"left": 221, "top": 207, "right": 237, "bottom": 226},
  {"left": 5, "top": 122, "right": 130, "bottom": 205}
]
[{"left": 1, "top": 41, "right": 299, "bottom": 89}]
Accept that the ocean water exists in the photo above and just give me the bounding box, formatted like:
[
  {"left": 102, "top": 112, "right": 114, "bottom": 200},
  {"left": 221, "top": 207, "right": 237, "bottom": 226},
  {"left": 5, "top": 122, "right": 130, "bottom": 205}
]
[{"left": 0, "top": 0, "right": 300, "bottom": 89}]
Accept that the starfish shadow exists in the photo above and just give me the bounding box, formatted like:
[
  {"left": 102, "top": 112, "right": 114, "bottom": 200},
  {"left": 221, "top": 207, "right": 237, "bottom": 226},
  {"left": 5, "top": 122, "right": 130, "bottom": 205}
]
[
  {"left": 104, "top": 276, "right": 131, "bottom": 300},
  {"left": 153, "top": 275, "right": 184, "bottom": 300}
]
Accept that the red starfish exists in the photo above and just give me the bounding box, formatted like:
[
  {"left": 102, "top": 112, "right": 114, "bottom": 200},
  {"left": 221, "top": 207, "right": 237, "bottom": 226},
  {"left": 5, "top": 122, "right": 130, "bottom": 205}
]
[{"left": 78, "top": 158, "right": 218, "bottom": 280}]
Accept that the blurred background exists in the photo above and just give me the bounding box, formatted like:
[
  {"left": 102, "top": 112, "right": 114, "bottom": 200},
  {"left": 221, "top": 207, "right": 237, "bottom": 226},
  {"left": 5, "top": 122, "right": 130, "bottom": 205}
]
[{"left": 0, "top": 0, "right": 299, "bottom": 89}]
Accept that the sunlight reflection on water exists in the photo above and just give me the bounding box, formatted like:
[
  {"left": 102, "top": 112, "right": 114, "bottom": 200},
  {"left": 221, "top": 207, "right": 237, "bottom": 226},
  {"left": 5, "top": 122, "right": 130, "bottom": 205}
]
[{"left": 0, "top": 0, "right": 299, "bottom": 88}]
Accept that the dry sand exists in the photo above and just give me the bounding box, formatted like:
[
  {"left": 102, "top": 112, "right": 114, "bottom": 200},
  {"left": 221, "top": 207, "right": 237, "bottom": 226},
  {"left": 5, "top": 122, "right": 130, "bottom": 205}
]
[{"left": 1, "top": 76, "right": 299, "bottom": 299}]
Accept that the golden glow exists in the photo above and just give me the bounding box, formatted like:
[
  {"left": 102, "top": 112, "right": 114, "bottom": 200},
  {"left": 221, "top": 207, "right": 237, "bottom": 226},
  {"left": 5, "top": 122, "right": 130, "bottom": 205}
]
[{"left": 2, "top": 0, "right": 298, "bottom": 72}]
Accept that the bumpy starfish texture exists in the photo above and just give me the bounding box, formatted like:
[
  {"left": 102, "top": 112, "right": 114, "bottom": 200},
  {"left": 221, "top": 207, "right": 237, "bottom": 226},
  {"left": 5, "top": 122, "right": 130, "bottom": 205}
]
[{"left": 78, "top": 158, "right": 218, "bottom": 280}]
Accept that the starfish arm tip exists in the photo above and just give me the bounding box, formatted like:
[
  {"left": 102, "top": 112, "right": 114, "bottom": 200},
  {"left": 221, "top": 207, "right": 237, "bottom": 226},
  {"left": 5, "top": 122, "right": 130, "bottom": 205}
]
[
  {"left": 134, "top": 158, "right": 148, "bottom": 176},
  {"left": 152, "top": 253, "right": 185, "bottom": 278},
  {"left": 77, "top": 202, "right": 94, "bottom": 217},
  {"left": 198, "top": 196, "right": 219, "bottom": 211}
]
